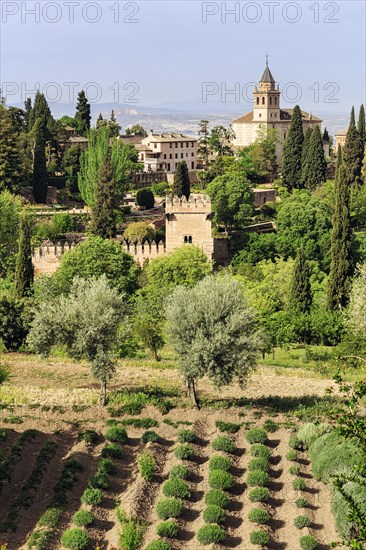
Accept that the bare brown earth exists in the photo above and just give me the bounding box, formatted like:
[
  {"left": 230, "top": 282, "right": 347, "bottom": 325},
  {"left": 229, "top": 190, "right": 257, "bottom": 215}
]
[{"left": 0, "top": 353, "right": 347, "bottom": 549}]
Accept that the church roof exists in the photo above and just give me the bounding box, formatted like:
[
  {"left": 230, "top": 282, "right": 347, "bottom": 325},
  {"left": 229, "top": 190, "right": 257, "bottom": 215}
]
[
  {"left": 259, "top": 65, "right": 275, "bottom": 83},
  {"left": 232, "top": 109, "right": 322, "bottom": 125}
]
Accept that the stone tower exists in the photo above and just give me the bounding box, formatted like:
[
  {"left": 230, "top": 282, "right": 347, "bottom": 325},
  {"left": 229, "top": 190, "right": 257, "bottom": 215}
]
[
  {"left": 253, "top": 58, "right": 281, "bottom": 123},
  {"left": 165, "top": 194, "right": 214, "bottom": 260}
]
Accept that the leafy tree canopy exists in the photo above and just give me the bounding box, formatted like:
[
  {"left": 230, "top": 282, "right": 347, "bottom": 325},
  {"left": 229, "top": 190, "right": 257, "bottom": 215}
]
[{"left": 207, "top": 173, "right": 253, "bottom": 232}]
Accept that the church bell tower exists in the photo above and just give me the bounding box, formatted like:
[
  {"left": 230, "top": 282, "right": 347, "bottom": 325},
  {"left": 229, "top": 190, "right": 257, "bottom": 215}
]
[{"left": 253, "top": 56, "right": 281, "bottom": 123}]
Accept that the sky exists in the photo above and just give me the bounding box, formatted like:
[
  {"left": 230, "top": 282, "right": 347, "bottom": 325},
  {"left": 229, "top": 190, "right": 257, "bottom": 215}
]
[{"left": 0, "top": 0, "right": 365, "bottom": 115}]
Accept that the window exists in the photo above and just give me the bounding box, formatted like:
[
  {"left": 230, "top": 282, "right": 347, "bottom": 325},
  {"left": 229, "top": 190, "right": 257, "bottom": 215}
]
[
  {"left": 191, "top": 161, "right": 194, "bottom": 169},
  {"left": 181, "top": 153, "right": 184, "bottom": 158},
  {"left": 274, "top": 97, "right": 277, "bottom": 105},
  {"left": 284, "top": 132, "right": 287, "bottom": 139},
  {"left": 262, "top": 97, "right": 265, "bottom": 105},
  {"left": 259, "top": 114, "right": 262, "bottom": 118},
  {"left": 191, "top": 152, "right": 194, "bottom": 157},
  {"left": 186, "top": 153, "right": 188, "bottom": 157},
  {"left": 175, "top": 143, "right": 178, "bottom": 148},
  {"left": 270, "top": 113, "right": 273, "bottom": 118},
  {"left": 154, "top": 143, "right": 157, "bottom": 149},
  {"left": 164, "top": 154, "right": 166, "bottom": 159},
  {"left": 167, "top": 163, "right": 171, "bottom": 171},
  {"left": 169, "top": 143, "right": 172, "bottom": 148},
  {"left": 175, "top": 153, "right": 178, "bottom": 159},
  {"left": 184, "top": 236, "right": 193, "bottom": 244},
  {"left": 181, "top": 142, "right": 183, "bottom": 148},
  {"left": 169, "top": 153, "right": 172, "bottom": 159},
  {"left": 141, "top": 154, "right": 144, "bottom": 160},
  {"left": 186, "top": 142, "right": 189, "bottom": 147},
  {"left": 256, "top": 97, "right": 259, "bottom": 105},
  {"left": 270, "top": 97, "right": 272, "bottom": 105}
]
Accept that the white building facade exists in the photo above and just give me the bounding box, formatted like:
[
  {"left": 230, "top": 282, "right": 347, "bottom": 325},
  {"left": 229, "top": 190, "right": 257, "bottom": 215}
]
[{"left": 138, "top": 131, "right": 197, "bottom": 174}]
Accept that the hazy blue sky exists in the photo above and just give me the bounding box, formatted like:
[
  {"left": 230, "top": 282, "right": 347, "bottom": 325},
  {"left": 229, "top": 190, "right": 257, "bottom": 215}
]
[{"left": 1, "top": 0, "right": 365, "bottom": 114}]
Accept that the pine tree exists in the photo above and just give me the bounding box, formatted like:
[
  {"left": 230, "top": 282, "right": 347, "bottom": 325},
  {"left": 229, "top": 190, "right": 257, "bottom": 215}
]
[
  {"left": 343, "top": 106, "right": 363, "bottom": 186},
  {"left": 15, "top": 211, "right": 34, "bottom": 298},
  {"left": 75, "top": 90, "right": 91, "bottom": 135},
  {"left": 358, "top": 104, "right": 365, "bottom": 150},
  {"left": 289, "top": 247, "right": 312, "bottom": 313},
  {"left": 281, "top": 105, "right": 304, "bottom": 191},
  {"left": 0, "top": 106, "right": 22, "bottom": 193},
  {"left": 301, "top": 127, "right": 313, "bottom": 186},
  {"left": 173, "top": 161, "right": 190, "bottom": 199},
  {"left": 32, "top": 120, "right": 48, "bottom": 203},
  {"left": 322, "top": 127, "right": 329, "bottom": 141},
  {"left": 302, "top": 126, "right": 327, "bottom": 190},
  {"left": 91, "top": 155, "right": 117, "bottom": 239},
  {"left": 327, "top": 164, "right": 352, "bottom": 310},
  {"left": 108, "top": 110, "right": 121, "bottom": 137}
]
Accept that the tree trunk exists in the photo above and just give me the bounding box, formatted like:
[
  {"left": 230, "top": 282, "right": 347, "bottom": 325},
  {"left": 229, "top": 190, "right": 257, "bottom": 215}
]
[
  {"left": 272, "top": 345, "right": 275, "bottom": 360},
  {"left": 152, "top": 347, "right": 160, "bottom": 362},
  {"left": 100, "top": 380, "right": 107, "bottom": 406},
  {"left": 187, "top": 377, "right": 200, "bottom": 410}
]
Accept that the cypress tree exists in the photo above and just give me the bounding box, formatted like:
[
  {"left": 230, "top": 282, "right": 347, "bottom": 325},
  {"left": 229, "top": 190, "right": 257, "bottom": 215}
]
[
  {"left": 15, "top": 211, "right": 34, "bottom": 298},
  {"left": 302, "top": 125, "right": 327, "bottom": 190},
  {"left": 281, "top": 105, "right": 304, "bottom": 191},
  {"left": 32, "top": 120, "right": 48, "bottom": 203},
  {"left": 322, "top": 127, "right": 329, "bottom": 141},
  {"left": 301, "top": 127, "right": 313, "bottom": 186},
  {"left": 358, "top": 104, "right": 365, "bottom": 150},
  {"left": 24, "top": 98, "right": 32, "bottom": 130},
  {"left": 327, "top": 164, "right": 352, "bottom": 310},
  {"left": 336, "top": 145, "right": 343, "bottom": 176},
  {"left": 289, "top": 247, "right": 312, "bottom": 313},
  {"left": 75, "top": 90, "right": 91, "bottom": 135},
  {"left": 28, "top": 91, "right": 53, "bottom": 139},
  {"left": 173, "top": 161, "right": 190, "bottom": 199},
  {"left": 343, "top": 107, "right": 363, "bottom": 186},
  {"left": 91, "top": 155, "right": 117, "bottom": 239},
  {"left": 198, "top": 119, "right": 210, "bottom": 164}
]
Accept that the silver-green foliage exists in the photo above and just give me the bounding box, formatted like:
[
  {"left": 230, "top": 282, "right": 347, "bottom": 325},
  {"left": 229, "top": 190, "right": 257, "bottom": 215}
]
[{"left": 165, "top": 275, "right": 262, "bottom": 390}]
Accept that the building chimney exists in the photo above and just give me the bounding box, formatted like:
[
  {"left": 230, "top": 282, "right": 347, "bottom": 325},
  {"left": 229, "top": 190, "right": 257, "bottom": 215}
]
[{"left": 150, "top": 129, "right": 154, "bottom": 135}]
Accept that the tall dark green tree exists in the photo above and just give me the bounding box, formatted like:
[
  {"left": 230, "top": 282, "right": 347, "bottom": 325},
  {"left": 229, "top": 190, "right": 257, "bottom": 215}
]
[
  {"left": 357, "top": 104, "right": 365, "bottom": 150},
  {"left": 173, "top": 161, "right": 190, "bottom": 199},
  {"left": 198, "top": 120, "right": 210, "bottom": 164},
  {"left": 75, "top": 90, "right": 91, "bottom": 135},
  {"left": 281, "top": 105, "right": 304, "bottom": 191},
  {"left": 28, "top": 92, "right": 53, "bottom": 140},
  {"left": 327, "top": 164, "right": 352, "bottom": 310},
  {"left": 301, "top": 127, "right": 313, "bottom": 186},
  {"left": 289, "top": 247, "right": 312, "bottom": 312},
  {"left": 24, "top": 98, "right": 32, "bottom": 130},
  {"left": 322, "top": 127, "right": 329, "bottom": 141},
  {"left": 302, "top": 126, "right": 327, "bottom": 190},
  {"left": 15, "top": 211, "right": 34, "bottom": 298},
  {"left": 0, "top": 106, "right": 23, "bottom": 193},
  {"left": 336, "top": 145, "right": 343, "bottom": 175},
  {"left": 32, "top": 120, "right": 48, "bottom": 203},
  {"left": 343, "top": 107, "right": 363, "bottom": 186},
  {"left": 91, "top": 155, "right": 117, "bottom": 239}
]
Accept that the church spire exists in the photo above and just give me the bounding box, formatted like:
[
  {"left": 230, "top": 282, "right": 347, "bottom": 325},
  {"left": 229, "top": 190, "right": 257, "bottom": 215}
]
[{"left": 266, "top": 52, "right": 269, "bottom": 67}]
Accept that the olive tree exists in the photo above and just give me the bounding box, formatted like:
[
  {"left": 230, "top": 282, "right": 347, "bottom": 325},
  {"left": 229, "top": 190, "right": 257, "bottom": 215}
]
[
  {"left": 27, "top": 276, "right": 125, "bottom": 404},
  {"left": 347, "top": 263, "right": 366, "bottom": 356},
  {"left": 165, "top": 275, "right": 262, "bottom": 408}
]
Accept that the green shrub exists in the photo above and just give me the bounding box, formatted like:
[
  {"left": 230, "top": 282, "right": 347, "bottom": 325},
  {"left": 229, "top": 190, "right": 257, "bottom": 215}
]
[
  {"left": 175, "top": 444, "right": 194, "bottom": 460},
  {"left": 297, "top": 423, "right": 330, "bottom": 450},
  {"left": 248, "top": 487, "right": 270, "bottom": 503},
  {"left": 116, "top": 417, "right": 158, "bottom": 429},
  {"left": 156, "top": 520, "right": 178, "bottom": 538},
  {"left": 250, "top": 529, "right": 270, "bottom": 546},
  {"left": 250, "top": 444, "right": 271, "bottom": 459},
  {"left": 28, "top": 528, "right": 52, "bottom": 549},
  {"left": 203, "top": 504, "right": 226, "bottom": 524},
  {"left": 208, "top": 469, "right": 234, "bottom": 491},
  {"left": 246, "top": 428, "right": 267, "bottom": 444},
  {"left": 299, "top": 535, "right": 318, "bottom": 550},
  {"left": 247, "top": 470, "right": 269, "bottom": 487},
  {"left": 197, "top": 524, "right": 225, "bottom": 545},
  {"left": 209, "top": 455, "right": 231, "bottom": 472},
  {"left": 77, "top": 429, "right": 99, "bottom": 445},
  {"left": 105, "top": 426, "right": 128, "bottom": 444},
  {"left": 289, "top": 465, "right": 300, "bottom": 476},
  {"left": 263, "top": 419, "right": 278, "bottom": 433},
  {"left": 138, "top": 452, "right": 156, "bottom": 481},
  {"left": 289, "top": 436, "right": 302, "bottom": 450},
  {"left": 60, "top": 528, "right": 89, "bottom": 550},
  {"left": 136, "top": 188, "right": 155, "bottom": 210},
  {"left": 215, "top": 420, "right": 240, "bottom": 433},
  {"left": 204, "top": 489, "right": 229, "bottom": 508},
  {"left": 331, "top": 480, "right": 366, "bottom": 539},
  {"left": 116, "top": 511, "right": 146, "bottom": 550},
  {"left": 286, "top": 450, "right": 298, "bottom": 461},
  {"left": 163, "top": 478, "right": 190, "bottom": 499},
  {"left": 177, "top": 429, "right": 196, "bottom": 443},
  {"left": 89, "top": 470, "right": 110, "bottom": 489},
  {"left": 169, "top": 464, "right": 189, "bottom": 480},
  {"left": 72, "top": 510, "right": 95, "bottom": 527},
  {"left": 294, "top": 515, "right": 310, "bottom": 529},
  {"left": 38, "top": 507, "right": 62, "bottom": 527},
  {"left": 102, "top": 443, "right": 123, "bottom": 459},
  {"left": 308, "top": 431, "right": 364, "bottom": 482},
  {"left": 295, "top": 498, "right": 308, "bottom": 508},
  {"left": 142, "top": 430, "right": 159, "bottom": 444},
  {"left": 292, "top": 478, "right": 306, "bottom": 491},
  {"left": 146, "top": 541, "right": 172, "bottom": 550},
  {"left": 80, "top": 487, "right": 103, "bottom": 506},
  {"left": 248, "top": 508, "right": 270, "bottom": 524},
  {"left": 248, "top": 457, "right": 269, "bottom": 472},
  {"left": 98, "top": 458, "right": 116, "bottom": 475},
  {"left": 211, "top": 436, "right": 235, "bottom": 454},
  {"left": 156, "top": 498, "right": 183, "bottom": 520}
]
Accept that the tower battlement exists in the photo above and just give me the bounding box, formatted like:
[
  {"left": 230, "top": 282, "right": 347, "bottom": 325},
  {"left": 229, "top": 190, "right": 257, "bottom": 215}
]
[{"left": 165, "top": 193, "right": 211, "bottom": 213}]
